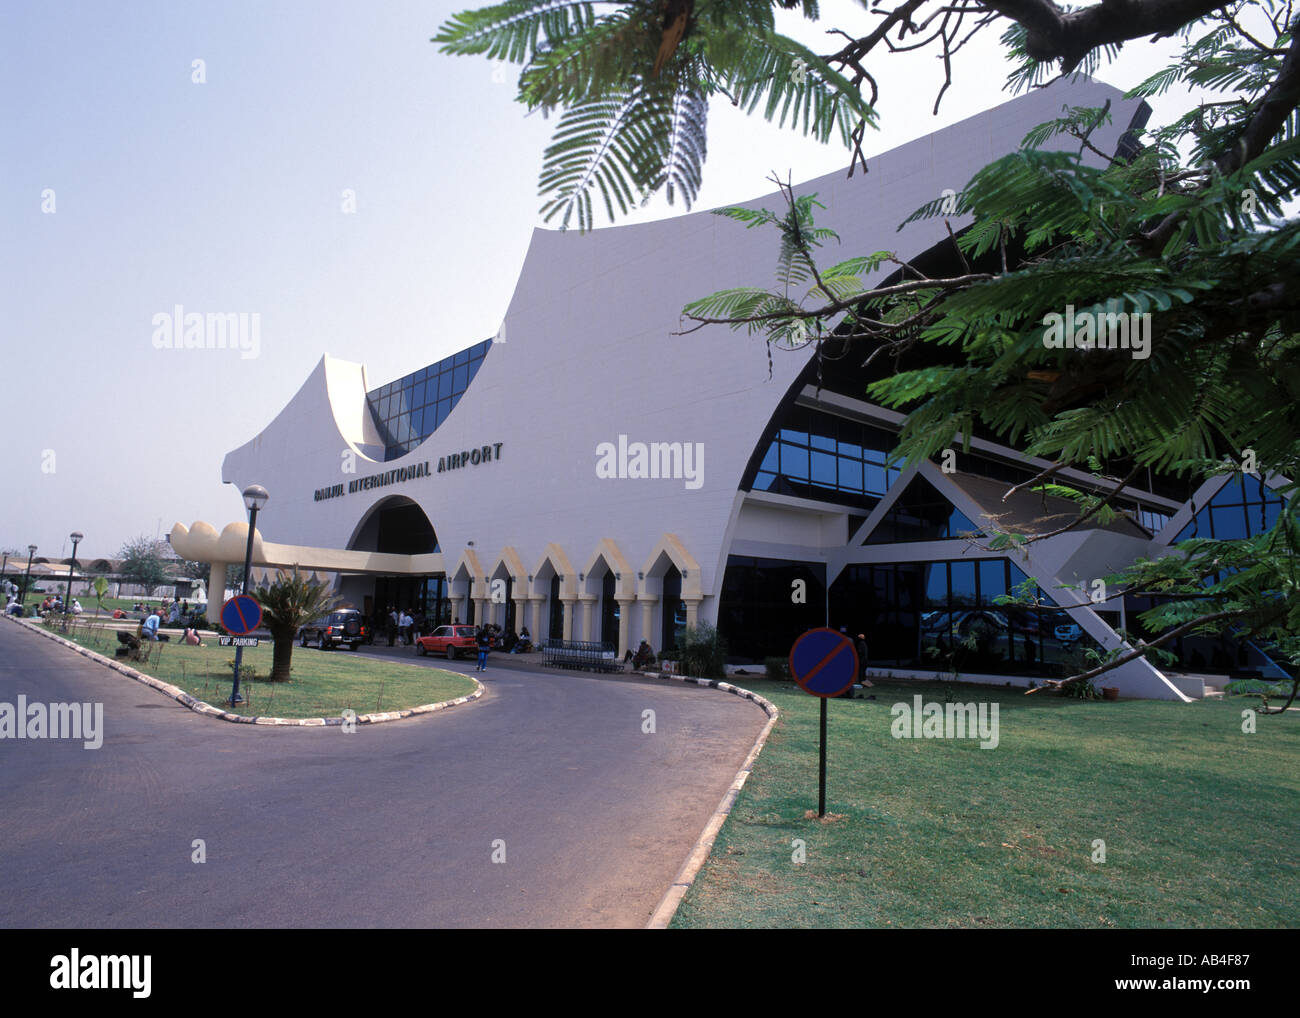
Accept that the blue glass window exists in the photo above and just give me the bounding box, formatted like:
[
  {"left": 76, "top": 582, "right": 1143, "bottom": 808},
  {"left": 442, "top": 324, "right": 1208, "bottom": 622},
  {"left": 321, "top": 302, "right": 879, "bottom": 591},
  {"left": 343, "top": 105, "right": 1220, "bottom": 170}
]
[
  {"left": 924, "top": 563, "right": 947, "bottom": 608},
  {"left": 811, "top": 451, "right": 837, "bottom": 486},
  {"left": 949, "top": 561, "right": 976, "bottom": 608},
  {"left": 781, "top": 444, "right": 809, "bottom": 480},
  {"left": 979, "top": 559, "right": 1006, "bottom": 606},
  {"left": 865, "top": 464, "right": 888, "bottom": 495}
]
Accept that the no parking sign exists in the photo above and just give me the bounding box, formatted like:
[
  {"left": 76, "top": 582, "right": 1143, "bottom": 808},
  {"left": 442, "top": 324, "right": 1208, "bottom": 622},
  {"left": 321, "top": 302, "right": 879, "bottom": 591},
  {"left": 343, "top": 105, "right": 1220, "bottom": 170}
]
[
  {"left": 789, "top": 627, "right": 859, "bottom": 699},
  {"left": 221, "top": 595, "right": 262, "bottom": 636},
  {"left": 789, "top": 628, "right": 860, "bottom": 816}
]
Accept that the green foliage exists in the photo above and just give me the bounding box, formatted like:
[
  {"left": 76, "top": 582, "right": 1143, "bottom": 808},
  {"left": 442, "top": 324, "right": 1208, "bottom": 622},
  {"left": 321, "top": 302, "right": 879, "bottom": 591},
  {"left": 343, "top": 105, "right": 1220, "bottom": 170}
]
[
  {"left": 435, "top": 0, "right": 873, "bottom": 229},
  {"left": 252, "top": 566, "right": 341, "bottom": 682},
  {"left": 225, "top": 658, "right": 257, "bottom": 683},
  {"left": 1061, "top": 676, "right": 1101, "bottom": 700},
  {"left": 91, "top": 576, "right": 110, "bottom": 616},
  {"left": 675, "top": 622, "right": 728, "bottom": 679},
  {"left": 118, "top": 536, "right": 170, "bottom": 597},
  {"left": 1223, "top": 678, "right": 1289, "bottom": 705},
  {"left": 251, "top": 566, "right": 339, "bottom": 629},
  {"left": 763, "top": 655, "right": 791, "bottom": 680}
]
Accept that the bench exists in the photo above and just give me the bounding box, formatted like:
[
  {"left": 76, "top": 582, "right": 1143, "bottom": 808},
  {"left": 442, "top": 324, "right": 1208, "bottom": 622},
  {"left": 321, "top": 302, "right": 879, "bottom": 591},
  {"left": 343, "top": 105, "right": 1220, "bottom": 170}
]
[{"left": 542, "top": 638, "right": 624, "bottom": 673}]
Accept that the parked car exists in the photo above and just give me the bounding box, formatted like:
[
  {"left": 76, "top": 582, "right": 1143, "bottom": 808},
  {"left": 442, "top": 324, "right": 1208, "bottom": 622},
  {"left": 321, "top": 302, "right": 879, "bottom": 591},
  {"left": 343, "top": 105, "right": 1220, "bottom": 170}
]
[
  {"left": 1053, "top": 622, "right": 1083, "bottom": 644},
  {"left": 298, "top": 609, "right": 366, "bottom": 650},
  {"left": 416, "top": 625, "right": 480, "bottom": 659}
]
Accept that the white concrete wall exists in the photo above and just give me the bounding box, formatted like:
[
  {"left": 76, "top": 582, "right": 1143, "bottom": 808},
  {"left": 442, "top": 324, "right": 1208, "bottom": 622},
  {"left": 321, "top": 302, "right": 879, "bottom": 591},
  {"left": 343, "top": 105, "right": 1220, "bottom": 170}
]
[{"left": 221, "top": 77, "right": 1147, "bottom": 646}]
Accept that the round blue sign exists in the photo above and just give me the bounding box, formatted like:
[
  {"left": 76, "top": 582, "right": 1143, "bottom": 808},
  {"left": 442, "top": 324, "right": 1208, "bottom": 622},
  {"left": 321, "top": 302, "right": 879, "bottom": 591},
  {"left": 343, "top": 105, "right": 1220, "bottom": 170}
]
[
  {"left": 221, "top": 594, "right": 262, "bottom": 636},
  {"left": 789, "top": 628, "right": 859, "bottom": 698}
]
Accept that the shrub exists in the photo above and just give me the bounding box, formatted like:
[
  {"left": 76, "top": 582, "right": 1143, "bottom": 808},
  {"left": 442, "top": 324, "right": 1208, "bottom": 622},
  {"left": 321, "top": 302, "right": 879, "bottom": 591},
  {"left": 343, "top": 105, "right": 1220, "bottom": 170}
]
[
  {"left": 1224, "top": 678, "right": 1290, "bottom": 705},
  {"left": 763, "top": 656, "right": 791, "bottom": 681},
  {"left": 225, "top": 659, "right": 257, "bottom": 682},
  {"left": 675, "top": 623, "right": 728, "bottom": 679},
  {"left": 1061, "top": 676, "right": 1101, "bottom": 700}
]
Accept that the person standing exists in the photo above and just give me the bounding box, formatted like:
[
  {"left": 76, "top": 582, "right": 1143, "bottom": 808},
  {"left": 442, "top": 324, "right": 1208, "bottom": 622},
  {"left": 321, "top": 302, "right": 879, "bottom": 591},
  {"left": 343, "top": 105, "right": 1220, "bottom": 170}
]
[
  {"left": 855, "top": 632, "right": 873, "bottom": 688},
  {"left": 475, "top": 626, "right": 491, "bottom": 672},
  {"left": 399, "top": 609, "right": 413, "bottom": 645},
  {"left": 386, "top": 605, "right": 398, "bottom": 647}
]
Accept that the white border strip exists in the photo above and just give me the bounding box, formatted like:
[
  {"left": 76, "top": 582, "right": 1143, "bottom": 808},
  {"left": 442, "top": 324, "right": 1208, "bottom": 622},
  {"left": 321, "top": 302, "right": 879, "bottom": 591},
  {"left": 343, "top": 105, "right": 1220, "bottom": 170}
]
[{"left": 640, "top": 671, "right": 781, "bottom": 930}]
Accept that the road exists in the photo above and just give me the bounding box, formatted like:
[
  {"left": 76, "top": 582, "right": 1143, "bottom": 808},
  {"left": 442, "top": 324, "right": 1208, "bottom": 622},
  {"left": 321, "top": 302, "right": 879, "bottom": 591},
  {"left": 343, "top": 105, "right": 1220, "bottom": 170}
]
[{"left": 0, "top": 621, "right": 766, "bottom": 928}]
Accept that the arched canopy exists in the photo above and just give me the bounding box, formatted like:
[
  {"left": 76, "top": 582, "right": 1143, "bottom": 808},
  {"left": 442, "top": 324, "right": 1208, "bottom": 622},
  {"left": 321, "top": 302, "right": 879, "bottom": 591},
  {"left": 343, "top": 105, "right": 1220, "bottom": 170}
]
[
  {"left": 345, "top": 495, "right": 438, "bottom": 555},
  {"left": 581, "top": 539, "right": 635, "bottom": 599},
  {"left": 640, "top": 533, "right": 702, "bottom": 598},
  {"left": 531, "top": 543, "right": 577, "bottom": 600}
]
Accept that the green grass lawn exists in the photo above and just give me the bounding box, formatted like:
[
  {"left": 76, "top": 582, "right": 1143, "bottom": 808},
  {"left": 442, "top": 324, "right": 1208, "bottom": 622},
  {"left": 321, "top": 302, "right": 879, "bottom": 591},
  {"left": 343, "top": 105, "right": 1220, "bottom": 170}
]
[
  {"left": 671, "top": 677, "right": 1300, "bottom": 929},
  {"left": 48, "top": 619, "right": 477, "bottom": 719}
]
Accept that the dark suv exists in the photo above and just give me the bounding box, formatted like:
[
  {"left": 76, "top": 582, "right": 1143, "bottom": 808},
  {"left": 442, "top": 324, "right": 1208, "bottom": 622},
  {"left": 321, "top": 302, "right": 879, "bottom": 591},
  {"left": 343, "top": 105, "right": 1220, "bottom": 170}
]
[{"left": 298, "top": 610, "right": 366, "bottom": 651}]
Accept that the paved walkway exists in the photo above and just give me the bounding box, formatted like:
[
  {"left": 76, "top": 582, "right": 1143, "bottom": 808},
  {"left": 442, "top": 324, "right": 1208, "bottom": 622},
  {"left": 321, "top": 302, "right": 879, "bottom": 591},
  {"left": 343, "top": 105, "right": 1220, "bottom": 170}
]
[{"left": 0, "top": 621, "right": 765, "bottom": 928}]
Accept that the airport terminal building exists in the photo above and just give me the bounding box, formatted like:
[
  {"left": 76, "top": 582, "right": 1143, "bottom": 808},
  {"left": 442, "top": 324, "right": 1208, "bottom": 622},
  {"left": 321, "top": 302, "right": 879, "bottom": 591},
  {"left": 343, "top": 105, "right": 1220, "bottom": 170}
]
[{"left": 170, "top": 78, "right": 1292, "bottom": 701}]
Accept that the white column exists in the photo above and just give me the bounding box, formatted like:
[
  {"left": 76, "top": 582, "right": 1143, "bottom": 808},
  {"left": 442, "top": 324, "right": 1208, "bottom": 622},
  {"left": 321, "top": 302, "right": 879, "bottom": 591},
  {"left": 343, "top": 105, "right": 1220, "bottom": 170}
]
[
  {"left": 616, "top": 598, "right": 635, "bottom": 659},
  {"left": 639, "top": 597, "right": 656, "bottom": 653},
  {"left": 208, "top": 562, "right": 227, "bottom": 615}
]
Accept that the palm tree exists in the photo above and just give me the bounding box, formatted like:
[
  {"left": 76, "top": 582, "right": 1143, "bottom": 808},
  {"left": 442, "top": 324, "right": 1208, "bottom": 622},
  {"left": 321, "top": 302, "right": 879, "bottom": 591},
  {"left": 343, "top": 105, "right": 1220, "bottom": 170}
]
[
  {"left": 435, "top": 0, "right": 867, "bottom": 231},
  {"left": 253, "top": 567, "right": 341, "bottom": 682},
  {"left": 91, "top": 576, "right": 110, "bottom": 618}
]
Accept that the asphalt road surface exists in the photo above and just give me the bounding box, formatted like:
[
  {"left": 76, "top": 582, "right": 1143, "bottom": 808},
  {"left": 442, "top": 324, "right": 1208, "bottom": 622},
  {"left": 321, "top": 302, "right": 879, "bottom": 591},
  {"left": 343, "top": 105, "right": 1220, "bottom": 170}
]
[{"left": 0, "top": 621, "right": 766, "bottom": 928}]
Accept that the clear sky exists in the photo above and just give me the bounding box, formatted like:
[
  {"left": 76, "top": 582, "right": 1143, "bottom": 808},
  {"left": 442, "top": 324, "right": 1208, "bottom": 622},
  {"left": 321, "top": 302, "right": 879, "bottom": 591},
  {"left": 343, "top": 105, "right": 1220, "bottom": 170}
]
[{"left": 1, "top": 1, "right": 1197, "bottom": 562}]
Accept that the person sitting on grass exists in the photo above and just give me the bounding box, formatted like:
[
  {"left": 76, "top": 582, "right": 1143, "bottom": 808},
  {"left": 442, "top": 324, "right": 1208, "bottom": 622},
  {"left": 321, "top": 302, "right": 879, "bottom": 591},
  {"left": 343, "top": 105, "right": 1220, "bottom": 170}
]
[
  {"left": 184, "top": 627, "right": 203, "bottom": 646},
  {"left": 141, "top": 610, "right": 161, "bottom": 641}
]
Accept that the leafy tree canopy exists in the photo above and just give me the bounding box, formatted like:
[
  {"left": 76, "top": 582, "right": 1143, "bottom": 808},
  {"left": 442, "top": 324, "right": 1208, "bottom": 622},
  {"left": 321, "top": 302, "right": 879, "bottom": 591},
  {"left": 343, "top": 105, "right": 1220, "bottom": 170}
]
[{"left": 118, "top": 536, "right": 171, "bottom": 597}]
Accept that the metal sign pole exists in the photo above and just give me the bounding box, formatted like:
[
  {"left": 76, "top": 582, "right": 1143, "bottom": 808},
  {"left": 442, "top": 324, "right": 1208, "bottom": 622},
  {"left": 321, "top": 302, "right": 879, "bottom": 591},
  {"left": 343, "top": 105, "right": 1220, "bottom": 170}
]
[
  {"left": 790, "top": 627, "right": 857, "bottom": 821},
  {"left": 819, "top": 697, "right": 828, "bottom": 817}
]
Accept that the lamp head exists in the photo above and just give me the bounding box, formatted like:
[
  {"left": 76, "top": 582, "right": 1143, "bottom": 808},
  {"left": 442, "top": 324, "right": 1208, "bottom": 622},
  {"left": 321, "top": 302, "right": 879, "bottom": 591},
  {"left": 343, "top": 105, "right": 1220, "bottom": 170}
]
[{"left": 242, "top": 484, "right": 270, "bottom": 512}]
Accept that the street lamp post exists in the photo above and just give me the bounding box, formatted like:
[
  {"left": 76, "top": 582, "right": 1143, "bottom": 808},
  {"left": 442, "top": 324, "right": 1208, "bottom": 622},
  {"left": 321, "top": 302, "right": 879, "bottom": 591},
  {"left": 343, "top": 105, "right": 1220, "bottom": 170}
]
[
  {"left": 21, "top": 545, "right": 37, "bottom": 609},
  {"left": 229, "top": 485, "right": 269, "bottom": 706},
  {"left": 64, "top": 531, "right": 83, "bottom": 610}
]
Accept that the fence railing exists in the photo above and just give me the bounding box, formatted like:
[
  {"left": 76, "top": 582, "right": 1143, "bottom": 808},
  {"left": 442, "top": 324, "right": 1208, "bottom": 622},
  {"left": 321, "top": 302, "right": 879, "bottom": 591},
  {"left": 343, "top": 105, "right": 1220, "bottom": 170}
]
[{"left": 542, "top": 638, "right": 624, "bottom": 673}]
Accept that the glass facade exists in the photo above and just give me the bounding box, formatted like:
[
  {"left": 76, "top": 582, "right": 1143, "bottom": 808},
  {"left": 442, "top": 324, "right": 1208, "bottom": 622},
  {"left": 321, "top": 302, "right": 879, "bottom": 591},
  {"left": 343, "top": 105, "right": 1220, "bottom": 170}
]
[
  {"left": 1173, "top": 474, "right": 1288, "bottom": 542},
  {"left": 827, "top": 558, "right": 1098, "bottom": 678},
  {"left": 717, "top": 556, "right": 827, "bottom": 662},
  {"left": 366, "top": 339, "right": 493, "bottom": 461},
  {"left": 863, "top": 475, "right": 981, "bottom": 544},
  {"left": 749, "top": 405, "right": 903, "bottom": 511}
]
